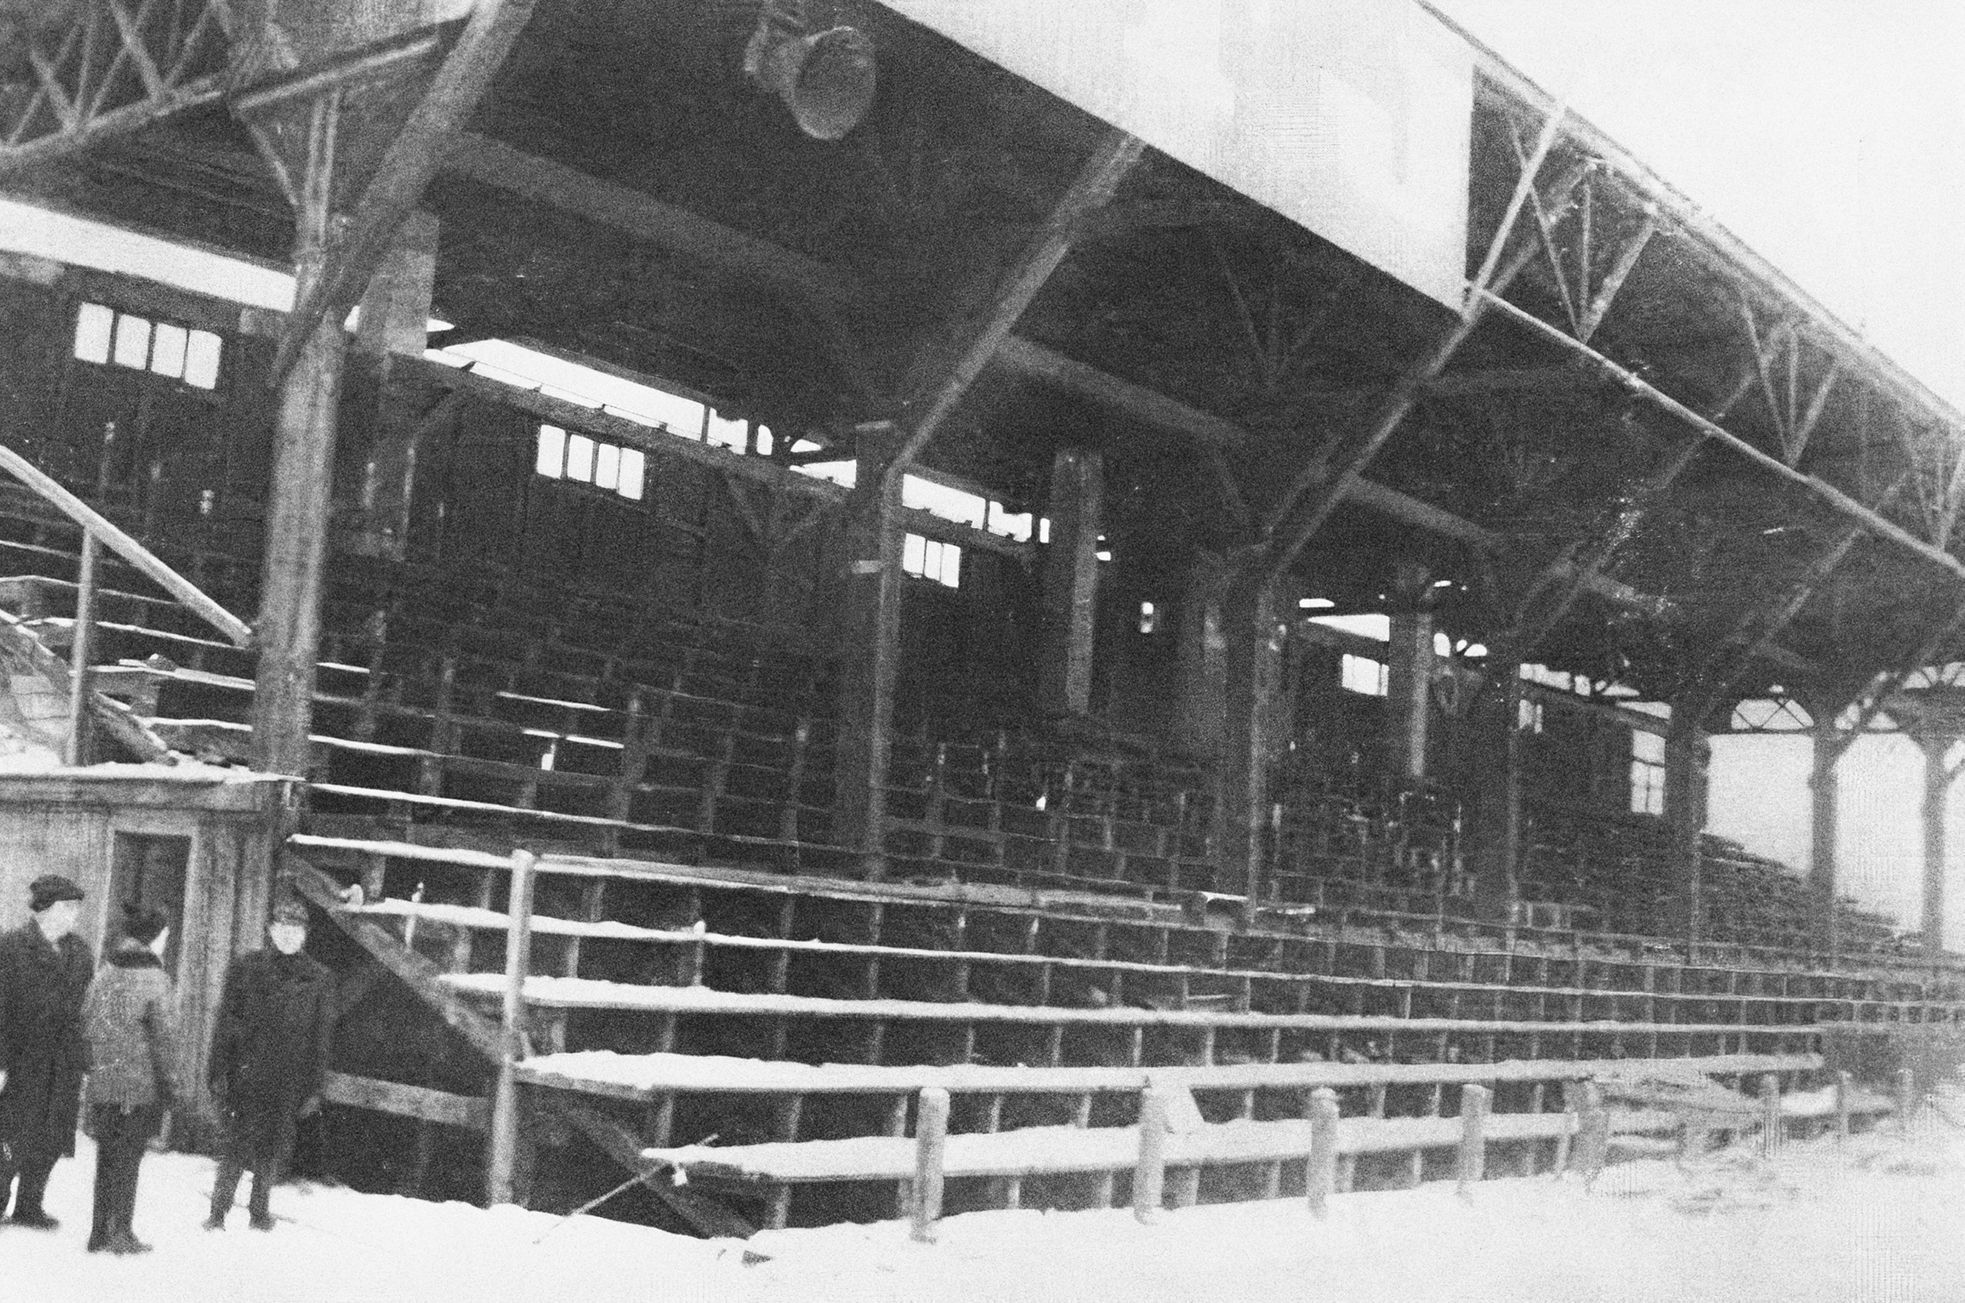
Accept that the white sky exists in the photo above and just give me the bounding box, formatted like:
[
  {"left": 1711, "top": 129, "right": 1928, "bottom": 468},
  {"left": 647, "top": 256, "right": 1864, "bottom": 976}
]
[{"left": 1429, "top": 0, "right": 1965, "bottom": 410}]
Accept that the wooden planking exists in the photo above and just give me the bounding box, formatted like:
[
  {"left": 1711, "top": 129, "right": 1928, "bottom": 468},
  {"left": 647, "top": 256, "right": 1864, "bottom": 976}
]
[
  {"left": 516, "top": 1050, "right": 1821, "bottom": 1101},
  {"left": 321, "top": 1069, "right": 490, "bottom": 1132},
  {"left": 440, "top": 972, "right": 1826, "bottom": 1038}
]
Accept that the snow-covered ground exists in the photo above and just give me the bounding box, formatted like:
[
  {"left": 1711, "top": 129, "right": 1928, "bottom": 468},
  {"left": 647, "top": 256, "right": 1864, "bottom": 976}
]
[{"left": 15, "top": 1122, "right": 1965, "bottom": 1302}]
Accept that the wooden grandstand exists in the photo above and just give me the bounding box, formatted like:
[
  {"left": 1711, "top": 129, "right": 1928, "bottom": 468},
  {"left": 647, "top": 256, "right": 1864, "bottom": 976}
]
[{"left": 0, "top": 0, "right": 1962, "bottom": 1235}]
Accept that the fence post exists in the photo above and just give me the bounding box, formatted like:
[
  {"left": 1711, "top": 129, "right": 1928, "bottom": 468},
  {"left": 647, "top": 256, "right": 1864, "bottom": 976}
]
[
  {"left": 1758, "top": 1072, "right": 1782, "bottom": 1157},
  {"left": 1134, "top": 1085, "right": 1171, "bottom": 1224},
  {"left": 1833, "top": 1070, "right": 1852, "bottom": 1143},
  {"left": 911, "top": 1087, "right": 951, "bottom": 1243},
  {"left": 1577, "top": 1082, "right": 1608, "bottom": 1188},
  {"left": 1894, "top": 1065, "right": 1918, "bottom": 1134},
  {"left": 1456, "top": 1083, "right": 1490, "bottom": 1195},
  {"left": 487, "top": 849, "right": 538, "bottom": 1205},
  {"left": 1306, "top": 1087, "right": 1339, "bottom": 1219}
]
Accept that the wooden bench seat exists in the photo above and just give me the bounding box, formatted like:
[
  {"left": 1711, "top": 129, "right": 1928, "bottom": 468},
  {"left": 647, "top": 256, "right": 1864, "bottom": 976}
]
[
  {"left": 515, "top": 1049, "right": 1823, "bottom": 1101},
  {"left": 436, "top": 972, "right": 1823, "bottom": 1043}
]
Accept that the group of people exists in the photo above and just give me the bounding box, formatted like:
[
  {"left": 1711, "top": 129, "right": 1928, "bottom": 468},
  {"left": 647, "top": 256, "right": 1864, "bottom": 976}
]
[{"left": 0, "top": 875, "right": 334, "bottom": 1254}]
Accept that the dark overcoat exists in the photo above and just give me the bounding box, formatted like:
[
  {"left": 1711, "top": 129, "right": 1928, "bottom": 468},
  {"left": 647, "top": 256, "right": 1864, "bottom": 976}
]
[
  {"left": 207, "top": 948, "right": 334, "bottom": 1157},
  {"left": 0, "top": 921, "right": 94, "bottom": 1160}
]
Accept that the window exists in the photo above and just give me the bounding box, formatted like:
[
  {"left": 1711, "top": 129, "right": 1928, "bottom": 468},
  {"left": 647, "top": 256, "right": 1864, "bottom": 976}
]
[
  {"left": 1630, "top": 729, "right": 1666, "bottom": 815},
  {"left": 1340, "top": 653, "right": 1388, "bottom": 696},
  {"left": 902, "top": 532, "right": 961, "bottom": 588},
  {"left": 73, "top": 302, "right": 221, "bottom": 388},
  {"left": 1517, "top": 697, "right": 1545, "bottom": 733},
  {"left": 1138, "top": 601, "right": 1157, "bottom": 634},
  {"left": 534, "top": 424, "right": 646, "bottom": 501}
]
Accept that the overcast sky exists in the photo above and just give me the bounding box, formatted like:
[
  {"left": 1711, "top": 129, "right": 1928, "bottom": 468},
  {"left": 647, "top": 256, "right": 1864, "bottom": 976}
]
[{"left": 1430, "top": 0, "right": 1965, "bottom": 410}]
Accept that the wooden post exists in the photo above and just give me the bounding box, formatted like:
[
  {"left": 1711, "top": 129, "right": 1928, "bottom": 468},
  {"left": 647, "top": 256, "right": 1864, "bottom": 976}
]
[
  {"left": 1467, "top": 659, "right": 1523, "bottom": 922},
  {"left": 1895, "top": 1066, "right": 1917, "bottom": 1133},
  {"left": 1218, "top": 575, "right": 1284, "bottom": 899},
  {"left": 346, "top": 211, "right": 440, "bottom": 561},
  {"left": 1306, "top": 1086, "right": 1339, "bottom": 1219},
  {"left": 63, "top": 531, "right": 100, "bottom": 766},
  {"left": 1576, "top": 1082, "right": 1608, "bottom": 1187},
  {"left": 1456, "top": 1083, "right": 1490, "bottom": 1195},
  {"left": 487, "top": 849, "right": 537, "bottom": 1205},
  {"left": 1663, "top": 707, "right": 1708, "bottom": 948},
  {"left": 1385, "top": 600, "right": 1435, "bottom": 783},
  {"left": 1134, "top": 1084, "right": 1170, "bottom": 1224},
  {"left": 910, "top": 1087, "right": 951, "bottom": 1243},
  {"left": 253, "top": 89, "right": 349, "bottom": 777},
  {"left": 1916, "top": 732, "right": 1952, "bottom": 957},
  {"left": 833, "top": 424, "right": 905, "bottom": 878},
  {"left": 1833, "top": 1069, "right": 1852, "bottom": 1142},
  {"left": 1807, "top": 716, "right": 1844, "bottom": 956},
  {"left": 1758, "top": 1072, "right": 1782, "bottom": 1157},
  {"left": 1039, "top": 447, "right": 1104, "bottom": 717}
]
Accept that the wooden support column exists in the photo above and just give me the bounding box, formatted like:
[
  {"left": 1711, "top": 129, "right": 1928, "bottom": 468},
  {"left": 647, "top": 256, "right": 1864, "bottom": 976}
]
[
  {"left": 1038, "top": 447, "right": 1104, "bottom": 717},
  {"left": 1663, "top": 705, "right": 1709, "bottom": 948},
  {"left": 1386, "top": 603, "right": 1436, "bottom": 783},
  {"left": 1914, "top": 731, "right": 1954, "bottom": 957},
  {"left": 252, "top": 92, "right": 347, "bottom": 777},
  {"left": 832, "top": 424, "right": 906, "bottom": 876},
  {"left": 1466, "top": 659, "right": 1522, "bottom": 921},
  {"left": 1217, "top": 572, "right": 1283, "bottom": 900},
  {"left": 1806, "top": 709, "right": 1845, "bottom": 954},
  {"left": 346, "top": 210, "right": 440, "bottom": 560}
]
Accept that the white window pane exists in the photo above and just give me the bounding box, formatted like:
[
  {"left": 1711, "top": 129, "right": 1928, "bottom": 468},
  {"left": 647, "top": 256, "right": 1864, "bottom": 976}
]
[
  {"left": 903, "top": 532, "right": 926, "bottom": 576},
  {"left": 73, "top": 303, "right": 113, "bottom": 363},
  {"left": 755, "top": 425, "right": 773, "bottom": 456},
  {"left": 566, "top": 433, "right": 595, "bottom": 482},
  {"left": 903, "top": 475, "right": 987, "bottom": 528},
  {"left": 150, "top": 322, "right": 188, "bottom": 378},
  {"left": 707, "top": 411, "right": 747, "bottom": 451},
  {"left": 183, "top": 330, "right": 222, "bottom": 388},
  {"left": 113, "top": 313, "right": 151, "bottom": 369},
  {"left": 939, "top": 542, "right": 961, "bottom": 588},
  {"left": 987, "top": 506, "right": 1033, "bottom": 542},
  {"left": 594, "top": 441, "right": 620, "bottom": 490},
  {"left": 1038, "top": 517, "right": 1051, "bottom": 544},
  {"left": 618, "top": 448, "right": 646, "bottom": 500},
  {"left": 1632, "top": 731, "right": 1665, "bottom": 763},
  {"left": 535, "top": 425, "right": 567, "bottom": 477}
]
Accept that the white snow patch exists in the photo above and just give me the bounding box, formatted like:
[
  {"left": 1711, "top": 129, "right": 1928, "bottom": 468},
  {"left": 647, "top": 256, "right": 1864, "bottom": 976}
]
[{"left": 14, "top": 1120, "right": 1965, "bottom": 1302}]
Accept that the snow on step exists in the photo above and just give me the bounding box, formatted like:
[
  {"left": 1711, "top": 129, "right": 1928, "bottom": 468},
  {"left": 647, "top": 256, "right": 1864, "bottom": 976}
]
[
  {"left": 436, "top": 972, "right": 1818, "bottom": 1034},
  {"left": 516, "top": 1049, "right": 1823, "bottom": 1099},
  {"left": 640, "top": 1112, "right": 1667, "bottom": 1185}
]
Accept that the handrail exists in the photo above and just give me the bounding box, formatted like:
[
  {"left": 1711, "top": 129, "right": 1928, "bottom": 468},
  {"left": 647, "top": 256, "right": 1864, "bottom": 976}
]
[{"left": 0, "top": 443, "right": 253, "bottom": 647}]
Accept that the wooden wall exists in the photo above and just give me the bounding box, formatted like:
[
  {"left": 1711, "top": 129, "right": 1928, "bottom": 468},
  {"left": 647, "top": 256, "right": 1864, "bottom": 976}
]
[{"left": 0, "top": 773, "right": 289, "bottom": 1149}]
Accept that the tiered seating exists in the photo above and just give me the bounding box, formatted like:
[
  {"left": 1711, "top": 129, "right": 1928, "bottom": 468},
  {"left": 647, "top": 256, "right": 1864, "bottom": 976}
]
[
  {"left": 882, "top": 719, "right": 1217, "bottom": 895},
  {"left": 288, "top": 838, "right": 1885, "bottom": 1225}
]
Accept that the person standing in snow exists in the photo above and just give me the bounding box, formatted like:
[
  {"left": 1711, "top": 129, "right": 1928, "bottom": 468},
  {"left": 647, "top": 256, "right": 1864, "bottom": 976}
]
[
  {"left": 81, "top": 903, "right": 183, "bottom": 1254},
  {"left": 0, "top": 873, "right": 93, "bottom": 1232},
  {"left": 204, "top": 895, "right": 334, "bottom": 1231}
]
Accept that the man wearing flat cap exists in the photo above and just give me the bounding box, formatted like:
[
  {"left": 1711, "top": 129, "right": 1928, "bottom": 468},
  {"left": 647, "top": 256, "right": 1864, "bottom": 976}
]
[
  {"left": 205, "top": 893, "right": 333, "bottom": 1231},
  {"left": 0, "top": 874, "right": 94, "bottom": 1230}
]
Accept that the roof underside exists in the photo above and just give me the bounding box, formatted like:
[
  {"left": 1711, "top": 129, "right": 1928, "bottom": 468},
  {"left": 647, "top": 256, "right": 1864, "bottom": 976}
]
[{"left": 6, "top": 0, "right": 1965, "bottom": 723}]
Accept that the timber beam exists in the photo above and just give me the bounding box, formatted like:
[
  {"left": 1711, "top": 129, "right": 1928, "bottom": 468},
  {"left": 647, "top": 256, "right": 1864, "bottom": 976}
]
[
  {"left": 270, "top": 0, "right": 537, "bottom": 383},
  {"left": 1478, "top": 289, "right": 1965, "bottom": 591}
]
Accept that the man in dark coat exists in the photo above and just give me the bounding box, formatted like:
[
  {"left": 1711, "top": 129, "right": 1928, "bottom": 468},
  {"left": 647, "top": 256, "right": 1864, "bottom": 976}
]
[
  {"left": 0, "top": 873, "right": 93, "bottom": 1230},
  {"left": 205, "top": 895, "right": 334, "bottom": 1231}
]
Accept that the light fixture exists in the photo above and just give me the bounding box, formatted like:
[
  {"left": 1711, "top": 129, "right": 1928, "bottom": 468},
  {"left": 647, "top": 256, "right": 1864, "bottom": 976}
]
[{"left": 744, "top": 1, "right": 877, "bottom": 141}]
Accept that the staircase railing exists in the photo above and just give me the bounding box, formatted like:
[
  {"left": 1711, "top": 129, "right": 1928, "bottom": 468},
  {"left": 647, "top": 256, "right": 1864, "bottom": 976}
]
[{"left": 0, "top": 443, "right": 252, "bottom": 762}]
